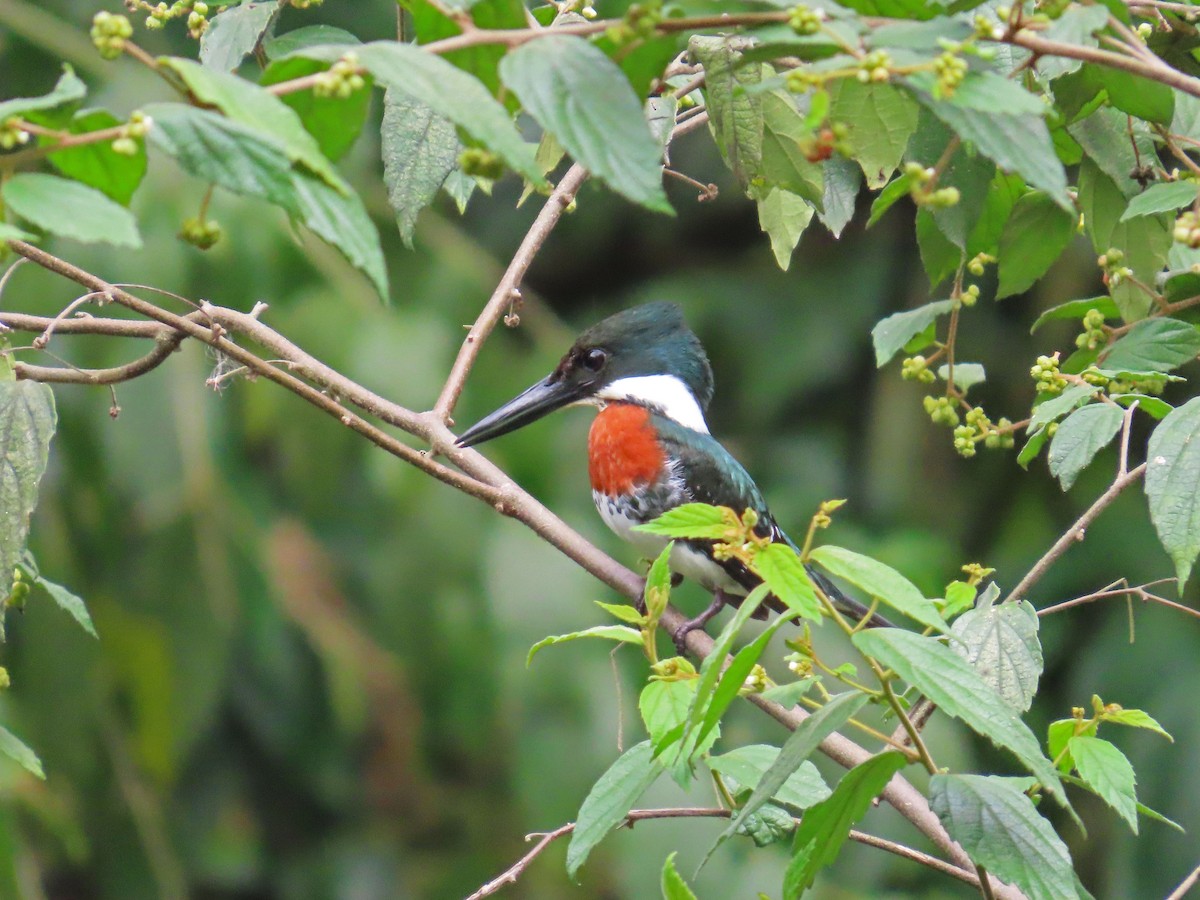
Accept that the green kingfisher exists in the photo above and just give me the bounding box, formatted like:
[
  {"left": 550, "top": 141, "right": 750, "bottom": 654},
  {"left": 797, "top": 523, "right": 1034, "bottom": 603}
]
[{"left": 456, "top": 302, "right": 890, "bottom": 645}]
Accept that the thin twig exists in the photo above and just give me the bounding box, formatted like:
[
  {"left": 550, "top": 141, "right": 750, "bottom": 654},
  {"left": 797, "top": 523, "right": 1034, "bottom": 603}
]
[
  {"left": 1038, "top": 579, "right": 1200, "bottom": 620},
  {"left": 1166, "top": 860, "right": 1200, "bottom": 900}
]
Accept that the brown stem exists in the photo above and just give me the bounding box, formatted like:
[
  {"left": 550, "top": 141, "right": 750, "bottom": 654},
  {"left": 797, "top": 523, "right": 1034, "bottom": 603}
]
[{"left": 1166, "top": 860, "right": 1200, "bottom": 900}]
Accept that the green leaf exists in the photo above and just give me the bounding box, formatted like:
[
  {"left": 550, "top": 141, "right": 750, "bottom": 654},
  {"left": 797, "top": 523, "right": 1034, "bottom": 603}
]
[
  {"left": 1101, "top": 318, "right": 1200, "bottom": 373},
  {"left": 1104, "top": 707, "right": 1173, "bottom": 740},
  {"left": 921, "top": 101, "right": 1070, "bottom": 210},
  {"left": 760, "top": 91, "right": 824, "bottom": 207},
  {"left": 819, "top": 155, "right": 861, "bottom": 237},
  {"left": 1029, "top": 383, "right": 1097, "bottom": 431},
  {"left": 916, "top": 207, "right": 961, "bottom": 286},
  {"left": 1048, "top": 718, "right": 1094, "bottom": 773},
  {"left": 290, "top": 172, "right": 389, "bottom": 302},
  {"left": 644, "top": 541, "right": 673, "bottom": 627},
  {"left": 1071, "top": 103, "right": 1157, "bottom": 198},
  {"left": 738, "top": 803, "right": 796, "bottom": 847},
  {"left": 949, "top": 591, "right": 1041, "bottom": 712},
  {"left": 263, "top": 25, "right": 359, "bottom": 60},
  {"left": 408, "top": 0, "right": 526, "bottom": 103},
  {"left": 1031, "top": 296, "right": 1119, "bottom": 333},
  {"left": 808, "top": 545, "right": 947, "bottom": 631},
  {"left": 379, "top": 90, "right": 459, "bottom": 248},
  {"left": 1018, "top": 426, "right": 1051, "bottom": 469},
  {"left": 640, "top": 676, "right": 695, "bottom": 746},
  {"left": 909, "top": 70, "right": 1046, "bottom": 117},
  {"left": 566, "top": 740, "right": 662, "bottom": 878},
  {"left": 261, "top": 56, "right": 372, "bottom": 161},
  {"left": 159, "top": 57, "right": 345, "bottom": 191},
  {"left": 0, "top": 726, "right": 44, "bottom": 780},
  {"left": 0, "top": 380, "right": 56, "bottom": 604},
  {"left": 996, "top": 191, "right": 1077, "bottom": 299},
  {"left": 526, "top": 624, "right": 642, "bottom": 666},
  {"left": 1120, "top": 181, "right": 1199, "bottom": 221},
  {"left": 37, "top": 577, "right": 97, "bottom": 638},
  {"left": 1109, "top": 214, "right": 1174, "bottom": 322},
  {"left": 661, "top": 852, "right": 697, "bottom": 900},
  {"left": 1068, "top": 735, "right": 1138, "bottom": 833},
  {"left": 871, "top": 299, "right": 956, "bottom": 366},
  {"left": 694, "top": 617, "right": 789, "bottom": 751},
  {"left": 636, "top": 503, "right": 730, "bottom": 539},
  {"left": 1093, "top": 66, "right": 1175, "bottom": 125},
  {"left": 1047, "top": 404, "right": 1124, "bottom": 491},
  {"left": 1112, "top": 393, "right": 1173, "bottom": 420},
  {"left": 2, "top": 173, "right": 140, "bottom": 248},
  {"left": 45, "top": 109, "right": 147, "bottom": 205},
  {"left": 852, "top": 629, "right": 1070, "bottom": 811},
  {"left": 1145, "top": 396, "right": 1200, "bottom": 586},
  {"left": 754, "top": 543, "right": 821, "bottom": 621},
  {"left": 145, "top": 102, "right": 300, "bottom": 212},
  {"left": 0, "top": 65, "right": 85, "bottom": 124},
  {"left": 1063, "top": 772, "right": 1185, "bottom": 831},
  {"left": 828, "top": 79, "right": 919, "bottom": 189},
  {"left": 907, "top": 110, "right": 995, "bottom": 249},
  {"left": 707, "top": 744, "right": 830, "bottom": 811},
  {"left": 298, "top": 42, "right": 544, "bottom": 186},
  {"left": 199, "top": 1, "right": 278, "bottom": 72},
  {"left": 967, "top": 170, "right": 1024, "bottom": 258},
  {"left": 0, "top": 224, "right": 35, "bottom": 243},
  {"left": 707, "top": 691, "right": 868, "bottom": 867},
  {"left": 595, "top": 600, "right": 644, "bottom": 624},
  {"left": 499, "top": 35, "right": 669, "bottom": 213},
  {"left": 937, "top": 361, "right": 985, "bottom": 391},
  {"left": 1037, "top": 5, "right": 1109, "bottom": 80},
  {"left": 782, "top": 751, "right": 908, "bottom": 897},
  {"left": 756, "top": 188, "right": 815, "bottom": 270},
  {"left": 689, "top": 36, "right": 763, "bottom": 188},
  {"left": 930, "top": 774, "right": 1080, "bottom": 900}
]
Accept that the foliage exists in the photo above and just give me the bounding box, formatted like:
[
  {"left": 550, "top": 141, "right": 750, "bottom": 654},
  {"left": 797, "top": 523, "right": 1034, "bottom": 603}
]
[{"left": 2, "top": 0, "right": 1200, "bottom": 897}]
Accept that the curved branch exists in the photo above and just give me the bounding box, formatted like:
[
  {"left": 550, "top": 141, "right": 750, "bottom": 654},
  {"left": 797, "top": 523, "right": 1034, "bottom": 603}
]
[{"left": 13, "top": 330, "right": 184, "bottom": 384}]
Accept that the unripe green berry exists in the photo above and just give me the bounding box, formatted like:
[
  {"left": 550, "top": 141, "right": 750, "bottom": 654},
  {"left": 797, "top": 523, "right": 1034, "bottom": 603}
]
[
  {"left": 459, "top": 147, "right": 505, "bottom": 180},
  {"left": 111, "top": 136, "right": 138, "bottom": 156}
]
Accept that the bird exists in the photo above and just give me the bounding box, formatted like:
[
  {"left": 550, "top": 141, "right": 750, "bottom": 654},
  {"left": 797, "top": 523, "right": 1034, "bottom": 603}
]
[{"left": 455, "top": 301, "right": 891, "bottom": 646}]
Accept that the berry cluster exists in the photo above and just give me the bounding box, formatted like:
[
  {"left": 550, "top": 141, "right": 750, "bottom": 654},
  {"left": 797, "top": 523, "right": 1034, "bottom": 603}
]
[
  {"left": 91, "top": 11, "right": 134, "bottom": 60},
  {"left": 967, "top": 252, "right": 995, "bottom": 276},
  {"left": 904, "top": 162, "right": 960, "bottom": 208},
  {"left": 179, "top": 215, "right": 222, "bottom": 250},
  {"left": 605, "top": 2, "right": 662, "bottom": 46},
  {"left": 857, "top": 50, "right": 892, "bottom": 84},
  {"left": 788, "top": 4, "right": 825, "bottom": 36},
  {"left": 0, "top": 118, "right": 30, "bottom": 150},
  {"left": 934, "top": 51, "right": 968, "bottom": 97},
  {"left": 902, "top": 355, "right": 937, "bottom": 383},
  {"left": 1173, "top": 210, "right": 1200, "bottom": 248},
  {"left": 1030, "top": 352, "right": 1067, "bottom": 395},
  {"left": 313, "top": 53, "right": 366, "bottom": 99},
  {"left": 1076, "top": 308, "right": 1108, "bottom": 351},
  {"left": 1097, "top": 248, "right": 1133, "bottom": 286},
  {"left": 111, "top": 110, "right": 151, "bottom": 157},
  {"left": 923, "top": 394, "right": 960, "bottom": 427}
]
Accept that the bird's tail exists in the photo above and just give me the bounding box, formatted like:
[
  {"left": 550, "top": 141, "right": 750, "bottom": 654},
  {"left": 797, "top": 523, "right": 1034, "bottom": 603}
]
[{"left": 803, "top": 563, "right": 894, "bottom": 629}]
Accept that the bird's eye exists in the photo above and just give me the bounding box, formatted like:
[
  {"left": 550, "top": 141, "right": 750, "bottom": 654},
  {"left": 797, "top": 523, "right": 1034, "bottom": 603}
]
[{"left": 581, "top": 348, "right": 608, "bottom": 372}]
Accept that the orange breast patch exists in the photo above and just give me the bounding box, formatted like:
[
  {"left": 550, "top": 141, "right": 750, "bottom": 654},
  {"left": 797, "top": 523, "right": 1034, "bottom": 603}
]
[{"left": 588, "top": 404, "right": 666, "bottom": 496}]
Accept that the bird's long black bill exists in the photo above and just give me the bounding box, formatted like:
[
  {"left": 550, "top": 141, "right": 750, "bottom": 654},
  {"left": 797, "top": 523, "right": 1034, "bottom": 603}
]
[{"left": 455, "top": 375, "right": 584, "bottom": 448}]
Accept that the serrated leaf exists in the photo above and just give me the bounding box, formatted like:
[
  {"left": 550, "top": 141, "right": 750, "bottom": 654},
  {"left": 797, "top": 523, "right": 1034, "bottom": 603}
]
[
  {"left": 159, "top": 57, "right": 344, "bottom": 192},
  {"left": 566, "top": 740, "right": 662, "bottom": 878},
  {"left": 0, "top": 726, "right": 44, "bottom": 780},
  {"left": 263, "top": 25, "right": 359, "bottom": 60},
  {"left": 0, "top": 65, "right": 85, "bottom": 124},
  {"left": 1068, "top": 735, "right": 1138, "bottom": 833},
  {"left": 967, "top": 170, "right": 1024, "bottom": 258},
  {"left": 298, "top": 42, "right": 543, "bottom": 186},
  {"left": 1029, "top": 383, "right": 1097, "bottom": 431},
  {"left": 706, "top": 691, "right": 868, "bottom": 868},
  {"left": 1112, "top": 393, "right": 1173, "bottom": 419},
  {"left": 922, "top": 100, "right": 1070, "bottom": 210},
  {"left": 200, "top": 1, "right": 278, "bottom": 72},
  {"left": 145, "top": 102, "right": 300, "bottom": 212},
  {"left": 1120, "top": 181, "right": 1199, "bottom": 221},
  {"left": 690, "top": 36, "right": 763, "bottom": 188},
  {"left": 937, "top": 362, "right": 985, "bottom": 390},
  {"left": 707, "top": 744, "right": 830, "bottom": 811},
  {"left": 1101, "top": 318, "right": 1200, "bottom": 373},
  {"left": 45, "top": 109, "right": 147, "bottom": 205},
  {"left": 819, "top": 155, "right": 861, "bottom": 237},
  {"left": 1048, "top": 718, "right": 1095, "bottom": 773},
  {"left": 261, "top": 56, "right": 372, "bottom": 161},
  {"left": 498, "top": 35, "right": 668, "bottom": 212},
  {"left": 2, "top": 174, "right": 141, "bottom": 248},
  {"left": 760, "top": 91, "right": 824, "bottom": 207},
  {"left": 949, "top": 592, "right": 1041, "bottom": 712},
  {"left": 1104, "top": 707, "right": 1173, "bottom": 740},
  {"left": 661, "top": 852, "right": 698, "bottom": 900},
  {"left": 379, "top": 90, "right": 459, "bottom": 248},
  {"left": 1031, "top": 296, "right": 1119, "bottom": 333},
  {"left": 829, "top": 79, "right": 918, "bottom": 189},
  {"left": 1018, "top": 426, "right": 1051, "bottom": 469},
  {"left": 808, "top": 545, "right": 947, "bottom": 631},
  {"left": 636, "top": 503, "right": 730, "bottom": 539},
  {"left": 38, "top": 577, "right": 96, "bottom": 638},
  {"left": 0, "top": 381, "right": 56, "bottom": 595},
  {"left": 527, "top": 624, "right": 642, "bottom": 666},
  {"left": 754, "top": 543, "right": 821, "bottom": 620},
  {"left": 930, "top": 774, "right": 1080, "bottom": 900},
  {"left": 871, "top": 299, "right": 956, "bottom": 366},
  {"left": 694, "top": 617, "right": 788, "bottom": 752},
  {"left": 782, "top": 751, "right": 908, "bottom": 897},
  {"left": 290, "top": 172, "right": 389, "bottom": 302},
  {"left": 756, "top": 188, "right": 815, "bottom": 270},
  {"left": 640, "top": 677, "right": 717, "bottom": 781},
  {"left": 1048, "top": 403, "right": 1124, "bottom": 491},
  {"left": 996, "top": 191, "right": 1077, "bottom": 299},
  {"left": 916, "top": 208, "right": 960, "bottom": 286},
  {"left": 853, "top": 629, "right": 1070, "bottom": 811},
  {"left": 1145, "top": 396, "right": 1200, "bottom": 586}
]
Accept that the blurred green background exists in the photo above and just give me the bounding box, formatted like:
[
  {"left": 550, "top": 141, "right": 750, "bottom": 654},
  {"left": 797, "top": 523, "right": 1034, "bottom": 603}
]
[{"left": 2, "top": 2, "right": 1198, "bottom": 898}]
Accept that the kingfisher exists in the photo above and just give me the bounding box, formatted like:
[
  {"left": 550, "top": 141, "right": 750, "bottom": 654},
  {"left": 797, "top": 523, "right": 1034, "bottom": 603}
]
[{"left": 455, "top": 302, "right": 890, "bottom": 645}]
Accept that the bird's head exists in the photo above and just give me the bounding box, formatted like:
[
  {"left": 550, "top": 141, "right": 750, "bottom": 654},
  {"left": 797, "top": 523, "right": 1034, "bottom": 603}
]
[{"left": 455, "top": 301, "right": 715, "bottom": 448}]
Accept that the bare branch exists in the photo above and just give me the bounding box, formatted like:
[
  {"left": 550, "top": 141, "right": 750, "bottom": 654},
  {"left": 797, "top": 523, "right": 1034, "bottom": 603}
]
[
  {"left": 1167, "top": 860, "right": 1200, "bottom": 900},
  {"left": 14, "top": 331, "right": 184, "bottom": 385},
  {"left": 1038, "top": 578, "right": 1200, "bottom": 620}
]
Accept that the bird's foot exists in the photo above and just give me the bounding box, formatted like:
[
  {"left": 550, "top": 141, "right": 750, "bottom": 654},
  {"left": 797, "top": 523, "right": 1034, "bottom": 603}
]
[{"left": 671, "top": 590, "right": 728, "bottom": 654}]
